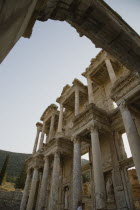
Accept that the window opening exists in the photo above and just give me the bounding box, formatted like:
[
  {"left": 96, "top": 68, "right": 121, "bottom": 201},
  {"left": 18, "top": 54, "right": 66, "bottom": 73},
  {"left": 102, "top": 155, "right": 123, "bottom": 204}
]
[{"left": 122, "top": 133, "right": 132, "bottom": 158}]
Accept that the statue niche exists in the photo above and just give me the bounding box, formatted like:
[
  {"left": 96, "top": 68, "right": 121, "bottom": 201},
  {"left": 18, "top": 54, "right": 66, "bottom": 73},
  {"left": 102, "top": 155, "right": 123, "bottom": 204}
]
[
  {"left": 105, "top": 172, "right": 115, "bottom": 204},
  {"left": 64, "top": 186, "right": 69, "bottom": 210}
]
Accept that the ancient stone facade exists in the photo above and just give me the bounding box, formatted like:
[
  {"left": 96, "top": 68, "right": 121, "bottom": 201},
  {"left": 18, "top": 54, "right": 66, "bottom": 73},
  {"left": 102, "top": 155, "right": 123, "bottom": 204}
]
[{"left": 20, "top": 50, "right": 140, "bottom": 210}]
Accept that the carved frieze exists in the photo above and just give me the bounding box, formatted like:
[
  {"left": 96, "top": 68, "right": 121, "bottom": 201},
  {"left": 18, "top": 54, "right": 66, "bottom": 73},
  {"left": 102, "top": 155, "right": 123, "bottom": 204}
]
[
  {"left": 26, "top": 153, "right": 44, "bottom": 170},
  {"left": 111, "top": 72, "right": 140, "bottom": 103},
  {"left": 44, "top": 137, "right": 73, "bottom": 157},
  {"left": 72, "top": 103, "right": 110, "bottom": 133}
]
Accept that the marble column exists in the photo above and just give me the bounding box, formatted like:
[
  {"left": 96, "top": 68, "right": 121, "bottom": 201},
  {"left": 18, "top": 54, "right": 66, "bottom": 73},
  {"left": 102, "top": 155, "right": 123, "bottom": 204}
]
[
  {"left": 32, "top": 128, "right": 40, "bottom": 154},
  {"left": 26, "top": 167, "right": 39, "bottom": 210},
  {"left": 75, "top": 88, "right": 80, "bottom": 116},
  {"left": 90, "top": 125, "right": 106, "bottom": 209},
  {"left": 58, "top": 104, "right": 63, "bottom": 133},
  {"left": 119, "top": 100, "right": 140, "bottom": 182},
  {"left": 20, "top": 169, "right": 32, "bottom": 210},
  {"left": 38, "top": 156, "right": 50, "bottom": 210},
  {"left": 39, "top": 121, "right": 46, "bottom": 149},
  {"left": 105, "top": 57, "right": 117, "bottom": 84},
  {"left": 49, "top": 114, "right": 55, "bottom": 140},
  {"left": 49, "top": 152, "right": 61, "bottom": 210},
  {"left": 87, "top": 76, "right": 94, "bottom": 104},
  {"left": 72, "top": 136, "right": 82, "bottom": 210}
]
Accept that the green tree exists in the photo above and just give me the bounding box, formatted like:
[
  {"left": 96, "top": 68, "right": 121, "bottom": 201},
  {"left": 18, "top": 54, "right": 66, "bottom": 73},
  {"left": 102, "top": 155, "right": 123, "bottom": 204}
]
[
  {"left": 0, "top": 154, "right": 9, "bottom": 185},
  {"left": 15, "top": 163, "right": 27, "bottom": 189}
]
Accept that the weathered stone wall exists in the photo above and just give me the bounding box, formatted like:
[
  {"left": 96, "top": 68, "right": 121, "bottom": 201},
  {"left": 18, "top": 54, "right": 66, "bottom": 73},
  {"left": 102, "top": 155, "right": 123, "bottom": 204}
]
[
  {"left": 100, "top": 133, "right": 112, "bottom": 168},
  {"left": 0, "top": 190, "right": 22, "bottom": 210},
  {"left": 128, "top": 169, "right": 140, "bottom": 210}
]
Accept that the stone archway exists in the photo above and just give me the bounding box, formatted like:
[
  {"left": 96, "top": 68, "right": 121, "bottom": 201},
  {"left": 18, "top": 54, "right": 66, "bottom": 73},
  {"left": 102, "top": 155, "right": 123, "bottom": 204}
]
[{"left": 0, "top": 0, "right": 140, "bottom": 74}]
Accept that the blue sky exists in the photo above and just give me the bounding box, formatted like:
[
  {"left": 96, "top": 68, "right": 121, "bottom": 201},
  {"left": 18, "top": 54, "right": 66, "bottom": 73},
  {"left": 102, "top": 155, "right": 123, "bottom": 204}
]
[{"left": 0, "top": 0, "right": 140, "bottom": 153}]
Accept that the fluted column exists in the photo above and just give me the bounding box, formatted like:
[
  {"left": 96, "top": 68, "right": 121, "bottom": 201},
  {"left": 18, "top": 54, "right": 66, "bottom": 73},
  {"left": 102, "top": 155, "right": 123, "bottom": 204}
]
[
  {"left": 72, "top": 136, "right": 82, "bottom": 210},
  {"left": 58, "top": 104, "right": 63, "bottom": 133},
  {"left": 20, "top": 169, "right": 32, "bottom": 210},
  {"left": 119, "top": 100, "right": 140, "bottom": 182},
  {"left": 39, "top": 121, "right": 46, "bottom": 149},
  {"left": 49, "top": 114, "right": 55, "bottom": 140},
  {"left": 38, "top": 156, "right": 50, "bottom": 210},
  {"left": 87, "top": 76, "right": 94, "bottom": 104},
  {"left": 105, "top": 57, "right": 117, "bottom": 84},
  {"left": 75, "top": 88, "right": 80, "bottom": 116},
  {"left": 32, "top": 128, "right": 40, "bottom": 154},
  {"left": 26, "top": 167, "right": 39, "bottom": 210},
  {"left": 90, "top": 125, "right": 106, "bottom": 209},
  {"left": 49, "top": 152, "right": 61, "bottom": 210}
]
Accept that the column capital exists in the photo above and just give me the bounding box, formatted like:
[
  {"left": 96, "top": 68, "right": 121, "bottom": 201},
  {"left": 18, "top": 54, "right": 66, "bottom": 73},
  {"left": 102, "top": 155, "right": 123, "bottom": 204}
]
[
  {"left": 105, "top": 56, "right": 110, "bottom": 61},
  {"left": 26, "top": 168, "right": 32, "bottom": 174},
  {"left": 51, "top": 112, "right": 56, "bottom": 118},
  {"left": 119, "top": 99, "right": 128, "bottom": 111},
  {"left": 36, "top": 122, "right": 42, "bottom": 128},
  {"left": 60, "top": 103, "right": 63, "bottom": 108},
  {"left": 88, "top": 123, "right": 98, "bottom": 133},
  {"left": 33, "top": 165, "right": 40, "bottom": 170},
  {"left": 36, "top": 127, "right": 40, "bottom": 132},
  {"left": 87, "top": 74, "right": 91, "bottom": 80},
  {"left": 54, "top": 151, "right": 61, "bottom": 159},
  {"left": 71, "top": 135, "right": 80, "bottom": 143},
  {"left": 44, "top": 155, "right": 49, "bottom": 162}
]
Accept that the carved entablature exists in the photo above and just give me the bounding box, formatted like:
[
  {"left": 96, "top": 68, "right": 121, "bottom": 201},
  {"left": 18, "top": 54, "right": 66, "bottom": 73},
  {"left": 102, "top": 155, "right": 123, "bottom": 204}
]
[
  {"left": 56, "top": 138, "right": 73, "bottom": 156},
  {"left": 111, "top": 72, "right": 140, "bottom": 104},
  {"left": 56, "top": 85, "right": 71, "bottom": 104},
  {"left": 56, "top": 78, "right": 87, "bottom": 111},
  {"left": 72, "top": 78, "right": 86, "bottom": 90},
  {"left": 36, "top": 122, "right": 43, "bottom": 132},
  {"left": 119, "top": 157, "right": 134, "bottom": 169},
  {"left": 82, "top": 50, "right": 107, "bottom": 79},
  {"left": 72, "top": 103, "right": 110, "bottom": 134},
  {"left": 44, "top": 138, "right": 58, "bottom": 156},
  {"left": 44, "top": 137, "right": 73, "bottom": 157},
  {"left": 26, "top": 153, "right": 44, "bottom": 170},
  {"left": 61, "top": 84, "right": 71, "bottom": 96},
  {"left": 109, "top": 108, "right": 124, "bottom": 133},
  {"left": 40, "top": 104, "right": 58, "bottom": 121}
]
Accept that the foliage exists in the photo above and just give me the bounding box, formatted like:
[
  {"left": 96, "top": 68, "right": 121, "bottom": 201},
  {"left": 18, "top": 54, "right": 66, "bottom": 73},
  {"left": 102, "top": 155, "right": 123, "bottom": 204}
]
[
  {"left": 82, "top": 171, "right": 90, "bottom": 183},
  {"left": 0, "top": 155, "right": 9, "bottom": 185},
  {"left": 15, "top": 163, "right": 27, "bottom": 189},
  {"left": 0, "top": 150, "right": 31, "bottom": 184}
]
